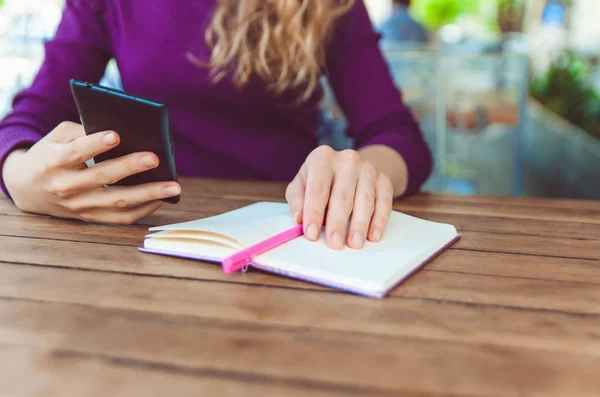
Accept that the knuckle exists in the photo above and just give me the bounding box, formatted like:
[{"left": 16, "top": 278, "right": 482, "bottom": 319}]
[
  {"left": 121, "top": 213, "right": 139, "bottom": 225},
  {"left": 362, "top": 189, "right": 376, "bottom": 206},
  {"left": 312, "top": 145, "right": 334, "bottom": 159},
  {"left": 51, "top": 180, "right": 76, "bottom": 199},
  {"left": 64, "top": 144, "right": 85, "bottom": 165},
  {"left": 333, "top": 190, "right": 352, "bottom": 206},
  {"left": 67, "top": 201, "right": 84, "bottom": 213},
  {"left": 311, "top": 180, "right": 329, "bottom": 198},
  {"left": 113, "top": 198, "right": 130, "bottom": 209},
  {"left": 126, "top": 156, "right": 144, "bottom": 174},
  {"left": 308, "top": 207, "right": 324, "bottom": 221},
  {"left": 42, "top": 158, "right": 60, "bottom": 173},
  {"left": 55, "top": 121, "right": 77, "bottom": 134},
  {"left": 93, "top": 170, "right": 111, "bottom": 186},
  {"left": 149, "top": 189, "right": 164, "bottom": 202},
  {"left": 77, "top": 212, "right": 94, "bottom": 223},
  {"left": 58, "top": 121, "right": 76, "bottom": 129},
  {"left": 340, "top": 149, "right": 361, "bottom": 164},
  {"left": 373, "top": 216, "right": 388, "bottom": 229}
]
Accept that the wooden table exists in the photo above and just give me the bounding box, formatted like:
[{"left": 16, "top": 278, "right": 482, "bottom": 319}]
[{"left": 1, "top": 178, "right": 599, "bottom": 397}]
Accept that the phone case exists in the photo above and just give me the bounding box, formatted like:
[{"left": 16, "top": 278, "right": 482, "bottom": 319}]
[{"left": 70, "top": 80, "right": 179, "bottom": 204}]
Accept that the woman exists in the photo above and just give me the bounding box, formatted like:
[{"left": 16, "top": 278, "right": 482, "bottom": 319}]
[{"left": 0, "top": 0, "right": 432, "bottom": 250}]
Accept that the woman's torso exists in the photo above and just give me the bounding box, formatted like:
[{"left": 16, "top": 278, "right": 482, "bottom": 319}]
[{"left": 104, "top": 0, "right": 322, "bottom": 181}]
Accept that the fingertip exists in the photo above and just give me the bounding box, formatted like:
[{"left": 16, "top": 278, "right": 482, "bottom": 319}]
[
  {"left": 348, "top": 231, "right": 365, "bottom": 249},
  {"left": 369, "top": 229, "right": 383, "bottom": 243},
  {"left": 328, "top": 231, "right": 344, "bottom": 250},
  {"left": 305, "top": 222, "right": 320, "bottom": 241},
  {"left": 147, "top": 152, "right": 161, "bottom": 165},
  {"left": 139, "top": 154, "right": 159, "bottom": 168},
  {"left": 102, "top": 131, "right": 119, "bottom": 146}
]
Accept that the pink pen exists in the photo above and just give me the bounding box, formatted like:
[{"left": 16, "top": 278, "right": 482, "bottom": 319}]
[{"left": 221, "top": 224, "right": 304, "bottom": 274}]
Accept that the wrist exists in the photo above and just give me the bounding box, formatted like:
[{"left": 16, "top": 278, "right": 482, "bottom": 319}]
[
  {"left": 2, "top": 149, "right": 28, "bottom": 198},
  {"left": 358, "top": 145, "right": 408, "bottom": 197}
]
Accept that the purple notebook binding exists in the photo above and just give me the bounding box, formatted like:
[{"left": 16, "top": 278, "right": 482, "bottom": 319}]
[{"left": 138, "top": 234, "right": 461, "bottom": 299}]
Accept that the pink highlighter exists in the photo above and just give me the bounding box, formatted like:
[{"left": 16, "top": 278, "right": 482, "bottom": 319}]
[{"left": 221, "top": 224, "right": 305, "bottom": 274}]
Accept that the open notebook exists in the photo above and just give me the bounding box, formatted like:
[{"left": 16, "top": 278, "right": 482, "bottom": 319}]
[{"left": 139, "top": 202, "right": 460, "bottom": 298}]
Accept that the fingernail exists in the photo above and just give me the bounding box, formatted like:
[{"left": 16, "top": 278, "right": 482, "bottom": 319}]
[
  {"left": 331, "top": 232, "right": 343, "bottom": 249},
  {"left": 372, "top": 229, "right": 382, "bottom": 242},
  {"left": 352, "top": 232, "right": 365, "bottom": 248},
  {"left": 140, "top": 155, "right": 157, "bottom": 168},
  {"left": 103, "top": 132, "right": 118, "bottom": 146},
  {"left": 293, "top": 211, "right": 301, "bottom": 224},
  {"left": 163, "top": 185, "right": 180, "bottom": 197},
  {"left": 306, "top": 223, "right": 319, "bottom": 240}
]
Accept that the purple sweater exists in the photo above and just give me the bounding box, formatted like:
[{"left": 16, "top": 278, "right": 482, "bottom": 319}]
[{"left": 0, "top": 0, "right": 432, "bottom": 198}]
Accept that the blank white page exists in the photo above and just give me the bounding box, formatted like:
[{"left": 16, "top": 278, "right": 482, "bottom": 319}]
[{"left": 256, "top": 211, "right": 458, "bottom": 294}]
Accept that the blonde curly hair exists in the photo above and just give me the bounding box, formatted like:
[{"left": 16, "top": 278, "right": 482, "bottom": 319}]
[{"left": 192, "top": 0, "right": 355, "bottom": 101}]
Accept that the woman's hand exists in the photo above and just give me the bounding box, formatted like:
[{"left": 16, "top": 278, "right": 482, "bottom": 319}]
[
  {"left": 2, "top": 121, "right": 181, "bottom": 224},
  {"left": 286, "top": 145, "right": 395, "bottom": 250}
]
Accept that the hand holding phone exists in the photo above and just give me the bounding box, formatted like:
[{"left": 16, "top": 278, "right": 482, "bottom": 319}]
[
  {"left": 70, "top": 80, "right": 179, "bottom": 203},
  {"left": 3, "top": 121, "right": 181, "bottom": 224}
]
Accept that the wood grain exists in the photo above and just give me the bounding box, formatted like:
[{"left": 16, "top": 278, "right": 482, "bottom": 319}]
[
  {"left": 2, "top": 233, "right": 600, "bottom": 288},
  {"left": 1, "top": 263, "right": 600, "bottom": 353},
  {"left": 2, "top": 212, "right": 599, "bottom": 260},
  {"left": 1, "top": 178, "right": 600, "bottom": 397},
  {"left": 1, "top": 298, "right": 600, "bottom": 397},
  {"left": 0, "top": 344, "right": 369, "bottom": 397}
]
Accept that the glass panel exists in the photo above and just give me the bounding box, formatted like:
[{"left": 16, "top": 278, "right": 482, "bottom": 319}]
[{"left": 321, "top": 50, "right": 529, "bottom": 197}]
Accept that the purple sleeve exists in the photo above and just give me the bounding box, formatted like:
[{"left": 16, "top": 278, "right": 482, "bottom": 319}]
[
  {"left": 0, "top": 0, "right": 112, "bottom": 198},
  {"left": 325, "top": 0, "right": 433, "bottom": 196}
]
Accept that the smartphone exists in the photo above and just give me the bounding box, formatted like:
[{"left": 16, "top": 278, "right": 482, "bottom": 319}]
[{"left": 70, "top": 79, "right": 179, "bottom": 204}]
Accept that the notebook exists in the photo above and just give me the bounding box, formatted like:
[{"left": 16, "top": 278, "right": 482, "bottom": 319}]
[{"left": 139, "top": 202, "right": 460, "bottom": 298}]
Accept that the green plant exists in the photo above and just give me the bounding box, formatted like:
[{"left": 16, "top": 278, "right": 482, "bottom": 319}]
[
  {"left": 412, "top": 0, "right": 482, "bottom": 30},
  {"left": 530, "top": 52, "right": 600, "bottom": 139}
]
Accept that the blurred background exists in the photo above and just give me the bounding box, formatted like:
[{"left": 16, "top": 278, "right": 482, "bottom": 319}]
[{"left": 1, "top": 0, "right": 599, "bottom": 199}]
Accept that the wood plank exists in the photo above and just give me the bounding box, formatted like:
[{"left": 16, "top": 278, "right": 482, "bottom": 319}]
[
  {"left": 0, "top": 235, "right": 322, "bottom": 290},
  {"left": 0, "top": 344, "right": 365, "bottom": 397},
  {"left": 179, "top": 177, "right": 287, "bottom": 199},
  {"left": 426, "top": 250, "right": 600, "bottom": 284},
  {"left": 2, "top": 234, "right": 600, "bottom": 289},
  {"left": 393, "top": 201, "right": 600, "bottom": 225},
  {"left": 407, "top": 193, "right": 600, "bottom": 212},
  {"left": 1, "top": 263, "right": 600, "bottom": 354},
  {"left": 1, "top": 299, "right": 600, "bottom": 397},
  {"left": 4, "top": 203, "right": 600, "bottom": 250},
  {"left": 3, "top": 211, "right": 599, "bottom": 260},
  {"left": 0, "top": 215, "right": 147, "bottom": 246},
  {"left": 4, "top": 178, "right": 600, "bottom": 225},
  {"left": 3, "top": 177, "right": 600, "bottom": 397},
  {"left": 396, "top": 270, "right": 600, "bottom": 314},
  {"left": 408, "top": 211, "right": 600, "bottom": 241},
  {"left": 2, "top": 231, "right": 600, "bottom": 313},
  {"left": 170, "top": 189, "right": 600, "bottom": 226},
  {"left": 176, "top": 178, "right": 600, "bottom": 213},
  {"left": 453, "top": 231, "right": 600, "bottom": 261}
]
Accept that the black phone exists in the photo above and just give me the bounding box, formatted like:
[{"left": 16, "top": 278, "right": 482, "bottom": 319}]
[{"left": 70, "top": 79, "right": 179, "bottom": 204}]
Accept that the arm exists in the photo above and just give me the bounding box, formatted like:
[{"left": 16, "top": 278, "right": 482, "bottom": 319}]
[
  {"left": 0, "top": 0, "right": 113, "bottom": 198},
  {"left": 325, "top": 0, "right": 433, "bottom": 197}
]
